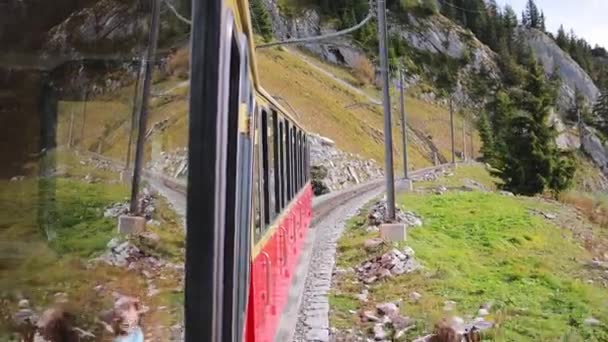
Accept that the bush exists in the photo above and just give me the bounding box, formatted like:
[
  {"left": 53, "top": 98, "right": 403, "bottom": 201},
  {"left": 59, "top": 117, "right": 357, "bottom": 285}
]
[
  {"left": 560, "top": 192, "right": 608, "bottom": 227},
  {"left": 352, "top": 55, "right": 375, "bottom": 86},
  {"left": 166, "top": 47, "right": 190, "bottom": 79}
]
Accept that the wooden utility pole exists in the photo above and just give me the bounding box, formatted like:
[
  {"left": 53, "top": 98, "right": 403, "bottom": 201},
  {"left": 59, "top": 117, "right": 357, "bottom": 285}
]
[{"left": 377, "top": 0, "right": 396, "bottom": 220}]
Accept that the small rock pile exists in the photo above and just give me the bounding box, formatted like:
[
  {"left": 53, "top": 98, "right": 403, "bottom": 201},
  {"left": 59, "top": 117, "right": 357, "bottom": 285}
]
[
  {"left": 361, "top": 302, "right": 415, "bottom": 341},
  {"left": 94, "top": 238, "right": 145, "bottom": 268},
  {"left": 148, "top": 149, "right": 188, "bottom": 179},
  {"left": 103, "top": 187, "right": 155, "bottom": 220},
  {"left": 356, "top": 247, "right": 420, "bottom": 284},
  {"left": 309, "top": 134, "right": 383, "bottom": 193},
  {"left": 413, "top": 315, "right": 494, "bottom": 342},
  {"left": 367, "top": 199, "right": 423, "bottom": 227},
  {"left": 80, "top": 156, "right": 122, "bottom": 173},
  {"left": 104, "top": 202, "right": 129, "bottom": 218}
]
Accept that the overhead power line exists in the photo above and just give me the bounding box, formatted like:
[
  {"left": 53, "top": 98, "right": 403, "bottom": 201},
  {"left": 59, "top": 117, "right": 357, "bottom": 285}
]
[
  {"left": 256, "top": 12, "right": 374, "bottom": 49},
  {"left": 437, "top": 0, "right": 487, "bottom": 15}
]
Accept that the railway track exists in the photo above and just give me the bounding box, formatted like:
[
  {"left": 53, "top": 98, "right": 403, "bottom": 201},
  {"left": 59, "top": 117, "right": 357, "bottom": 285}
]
[{"left": 278, "top": 164, "right": 450, "bottom": 342}]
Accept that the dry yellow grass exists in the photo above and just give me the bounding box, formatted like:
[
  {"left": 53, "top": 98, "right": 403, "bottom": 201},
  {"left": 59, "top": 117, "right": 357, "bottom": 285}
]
[{"left": 256, "top": 47, "right": 480, "bottom": 170}]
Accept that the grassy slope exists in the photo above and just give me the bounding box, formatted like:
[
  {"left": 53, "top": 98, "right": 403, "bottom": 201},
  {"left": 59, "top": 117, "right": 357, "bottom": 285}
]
[
  {"left": 256, "top": 47, "right": 480, "bottom": 169},
  {"left": 54, "top": 43, "right": 480, "bottom": 174},
  {"left": 0, "top": 150, "right": 184, "bottom": 338},
  {"left": 331, "top": 165, "right": 608, "bottom": 341}
]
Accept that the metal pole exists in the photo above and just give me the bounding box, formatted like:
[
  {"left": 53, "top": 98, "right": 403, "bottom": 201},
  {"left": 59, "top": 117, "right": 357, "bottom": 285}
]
[
  {"left": 377, "top": 0, "right": 396, "bottom": 220},
  {"left": 462, "top": 118, "right": 467, "bottom": 162},
  {"left": 130, "top": 0, "right": 161, "bottom": 214},
  {"left": 450, "top": 97, "right": 456, "bottom": 166},
  {"left": 399, "top": 68, "right": 409, "bottom": 179}
]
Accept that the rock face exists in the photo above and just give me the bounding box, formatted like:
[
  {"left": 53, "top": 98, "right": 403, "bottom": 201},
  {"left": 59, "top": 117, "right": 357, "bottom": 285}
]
[
  {"left": 390, "top": 14, "right": 500, "bottom": 76},
  {"left": 260, "top": 0, "right": 367, "bottom": 68},
  {"left": 521, "top": 28, "right": 600, "bottom": 111},
  {"left": 582, "top": 126, "right": 608, "bottom": 171},
  {"left": 309, "top": 134, "right": 383, "bottom": 193}
]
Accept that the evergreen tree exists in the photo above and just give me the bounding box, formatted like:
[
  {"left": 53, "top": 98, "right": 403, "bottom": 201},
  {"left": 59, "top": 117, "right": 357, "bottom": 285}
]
[
  {"left": 489, "top": 59, "right": 576, "bottom": 195},
  {"left": 539, "top": 11, "right": 546, "bottom": 32},
  {"left": 524, "top": 0, "right": 540, "bottom": 29},
  {"left": 250, "top": 0, "right": 273, "bottom": 42},
  {"left": 567, "top": 87, "right": 591, "bottom": 124},
  {"left": 556, "top": 25, "right": 568, "bottom": 49},
  {"left": 477, "top": 111, "right": 495, "bottom": 162},
  {"left": 593, "top": 90, "right": 608, "bottom": 134}
]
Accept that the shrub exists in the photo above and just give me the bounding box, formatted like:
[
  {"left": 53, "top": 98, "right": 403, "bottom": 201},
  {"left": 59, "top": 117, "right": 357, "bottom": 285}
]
[
  {"left": 166, "top": 47, "right": 190, "bottom": 79},
  {"left": 560, "top": 192, "right": 608, "bottom": 227},
  {"left": 352, "top": 55, "right": 375, "bottom": 86}
]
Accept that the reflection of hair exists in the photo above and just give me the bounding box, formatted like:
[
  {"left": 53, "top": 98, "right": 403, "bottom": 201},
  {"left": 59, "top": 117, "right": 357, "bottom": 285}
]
[
  {"left": 113, "top": 296, "right": 142, "bottom": 336},
  {"left": 37, "top": 308, "right": 78, "bottom": 342}
]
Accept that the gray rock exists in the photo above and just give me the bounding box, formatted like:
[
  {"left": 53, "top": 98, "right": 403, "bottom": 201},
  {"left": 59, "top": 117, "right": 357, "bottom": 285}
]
[
  {"left": 376, "top": 302, "right": 399, "bottom": 317},
  {"left": 364, "top": 238, "right": 384, "bottom": 252},
  {"left": 373, "top": 323, "right": 387, "bottom": 340},
  {"left": 443, "top": 300, "right": 456, "bottom": 311},
  {"left": 520, "top": 28, "right": 599, "bottom": 111},
  {"left": 18, "top": 299, "right": 30, "bottom": 308},
  {"left": 410, "top": 292, "right": 422, "bottom": 302},
  {"left": 585, "top": 317, "right": 600, "bottom": 326},
  {"left": 478, "top": 308, "right": 489, "bottom": 316},
  {"left": 362, "top": 310, "right": 380, "bottom": 322}
]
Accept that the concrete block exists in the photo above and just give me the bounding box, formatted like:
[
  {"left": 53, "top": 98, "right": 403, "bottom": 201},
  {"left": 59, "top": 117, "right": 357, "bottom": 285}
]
[
  {"left": 118, "top": 215, "right": 146, "bottom": 234},
  {"left": 402, "top": 179, "right": 413, "bottom": 192},
  {"left": 379, "top": 223, "right": 407, "bottom": 242}
]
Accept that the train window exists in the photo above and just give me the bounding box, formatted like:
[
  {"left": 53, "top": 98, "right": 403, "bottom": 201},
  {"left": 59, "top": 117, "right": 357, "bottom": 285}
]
[
  {"left": 298, "top": 131, "right": 303, "bottom": 188},
  {"left": 272, "top": 110, "right": 282, "bottom": 214},
  {"left": 261, "top": 109, "right": 271, "bottom": 225},
  {"left": 266, "top": 110, "right": 276, "bottom": 221},
  {"left": 253, "top": 108, "right": 263, "bottom": 241},
  {"left": 278, "top": 120, "right": 285, "bottom": 209},
  {"left": 296, "top": 130, "right": 301, "bottom": 191},
  {"left": 292, "top": 127, "right": 296, "bottom": 196},
  {"left": 284, "top": 120, "right": 292, "bottom": 201}
]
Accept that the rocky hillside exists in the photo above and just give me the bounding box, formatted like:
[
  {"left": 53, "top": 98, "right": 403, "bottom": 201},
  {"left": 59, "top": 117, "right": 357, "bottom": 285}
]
[
  {"left": 521, "top": 28, "right": 600, "bottom": 111},
  {"left": 255, "top": 0, "right": 608, "bottom": 187}
]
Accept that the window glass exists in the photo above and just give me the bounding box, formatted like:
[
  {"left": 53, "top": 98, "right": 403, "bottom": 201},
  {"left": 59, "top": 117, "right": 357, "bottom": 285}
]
[
  {"left": 272, "top": 110, "right": 281, "bottom": 215},
  {"left": 266, "top": 111, "right": 276, "bottom": 222},
  {"left": 1, "top": 0, "right": 190, "bottom": 339},
  {"left": 261, "top": 110, "right": 271, "bottom": 225}
]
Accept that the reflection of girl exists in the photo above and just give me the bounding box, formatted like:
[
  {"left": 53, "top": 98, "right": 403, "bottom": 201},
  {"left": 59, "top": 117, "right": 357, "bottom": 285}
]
[
  {"left": 114, "top": 326, "right": 144, "bottom": 342},
  {"left": 112, "top": 296, "right": 145, "bottom": 341}
]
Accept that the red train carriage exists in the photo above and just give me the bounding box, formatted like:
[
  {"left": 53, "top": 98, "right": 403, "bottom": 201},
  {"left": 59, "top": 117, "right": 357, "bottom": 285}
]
[{"left": 186, "top": 0, "right": 312, "bottom": 341}]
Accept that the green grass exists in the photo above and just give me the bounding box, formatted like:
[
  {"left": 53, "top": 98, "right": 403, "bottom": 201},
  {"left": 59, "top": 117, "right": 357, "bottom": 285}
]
[
  {"left": 332, "top": 187, "right": 608, "bottom": 341},
  {"left": 415, "top": 163, "right": 502, "bottom": 190},
  {"left": 0, "top": 151, "right": 185, "bottom": 339}
]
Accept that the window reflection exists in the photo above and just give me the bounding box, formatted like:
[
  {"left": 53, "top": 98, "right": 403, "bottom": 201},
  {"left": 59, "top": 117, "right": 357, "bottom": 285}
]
[{"left": 1, "top": 0, "right": 189, "bottom": 340}]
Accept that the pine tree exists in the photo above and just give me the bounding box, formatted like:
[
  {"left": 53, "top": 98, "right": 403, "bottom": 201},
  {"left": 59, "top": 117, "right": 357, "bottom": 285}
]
[
  {"left": 250, "top": 0, "right": 273, "bottom": 42},
  {"left": 524, "top": 0, "right": 540, "bottom": 29},
  {"left": 491, "top": 59, "right": 575, "bottom": 195},
  {"left": 556, "top": 25, "right": 568, "bottom": 49},
  {"left": 593, "top": 90, "right": 608, "bottom": 134},
  {"left": 477, "top": 111, "right": 495, "bottom": 162},
  {"left": 539, "top": 11, "right": 546, "bottom": 32}
]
